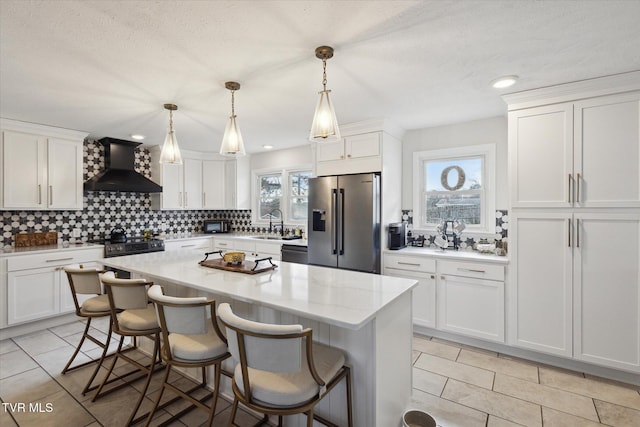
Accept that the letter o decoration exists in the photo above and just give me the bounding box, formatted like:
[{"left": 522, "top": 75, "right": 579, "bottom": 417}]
[{"left": 440, "top": 166, "right": 466, "bottom": 191}]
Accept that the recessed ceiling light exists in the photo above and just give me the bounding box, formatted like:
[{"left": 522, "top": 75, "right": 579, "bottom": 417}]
[
  {"left": 130, "top": 134, "right": 145, "bottom": 140},
  {"left": 262, "top": 145, "right": 273, "bottom": 149},
  {"left": 491, "top": 75, "right": 518, "bottom": 89}
]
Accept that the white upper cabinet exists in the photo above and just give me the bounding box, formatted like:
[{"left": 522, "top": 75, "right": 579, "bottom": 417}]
[
  {"left": 203, "top": 160, "right": 225, "bottom": 209},
  {"left": 508, "top": 89, "right": 640, "bottom": 208},
  {"left": 574, "top": 92, "right": 640, "bottom": 207},
  {"left": 509, "top": 103, "right": 573, "bottom": 207},
  {"left": 1, "top": 119, "right": 87, "bottom": 210},
  {"left": 150, "top": 147, "right": 246, "bottom": 210},
  {"left": 316, "top": 132, "right": 382, "bottom": 176},
  {"left": 183, "top": 158, "right": 203, "bottom": 209}
]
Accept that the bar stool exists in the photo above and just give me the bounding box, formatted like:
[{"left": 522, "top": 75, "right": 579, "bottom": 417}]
[
  {"left": 218, "top": 303, "right": 353, "bottom": 427},
  {"left": 145, "top": 285, "right": 231, "bottom": 426},
  {"left": 62, "top": 265, "right": 113, "bottom": 394},
  {"left": 95, "top": 273, "right": 163, "bottom": 426}
]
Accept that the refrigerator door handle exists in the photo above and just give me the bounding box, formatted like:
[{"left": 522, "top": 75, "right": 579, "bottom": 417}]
[
  {"left": 332, "top": 188, "right": 338, "bottom": 254},
  {"left": 339, "top": 188, "right": 345, "bottom": 255}
]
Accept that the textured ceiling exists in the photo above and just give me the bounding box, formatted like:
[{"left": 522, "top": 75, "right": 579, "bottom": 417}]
[{"left": 1, "top": 0, "right": 639, "bottom": 154}]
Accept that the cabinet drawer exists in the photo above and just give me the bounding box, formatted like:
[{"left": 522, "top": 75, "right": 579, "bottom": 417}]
[
  {"left": 233, "top": 241, "right": 255, "bottom": 253},
  {"left": 384, "top": 254, "right": 435, "bottom": 272},
  {"left": 438, "top": 260, "right": 504, "bottom": 281},
  {"left": 165, "top": 238, "right": 211, "bottom": 251},
  {"left": 254, "top": 242, "right": 281, "bottom": 255},
  {"left": 7, "top": 248, "right": 104, "bottom": 271},
  {"left": 213, "top": 238, "right": 234, "bottom": 249}
]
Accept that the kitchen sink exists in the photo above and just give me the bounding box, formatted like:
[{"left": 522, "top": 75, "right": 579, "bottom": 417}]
[{"left": 250, "top": 236, "right": 283, "bottom": 240}]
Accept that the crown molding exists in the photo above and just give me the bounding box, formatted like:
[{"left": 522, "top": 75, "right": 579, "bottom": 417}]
[{"left": 502, "top": 70, "right": 640, "bottom": 111}]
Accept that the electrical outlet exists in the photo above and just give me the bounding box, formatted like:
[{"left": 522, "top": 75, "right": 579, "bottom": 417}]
[
  {"left": 160, "top": 223, "right": 168, "bottom": 232},
  {"left": 72, "top": 228, "right": 82, "bottom": 238}
]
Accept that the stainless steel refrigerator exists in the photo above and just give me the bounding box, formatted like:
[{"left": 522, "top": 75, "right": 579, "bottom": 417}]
[{"left": 307, "top": 173, "right": 381, "bottom": 273}]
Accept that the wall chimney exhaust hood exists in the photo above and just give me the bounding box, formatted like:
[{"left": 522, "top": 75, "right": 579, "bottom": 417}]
[{"left": 84, "top": 137, "right": 162, "bottom": 193}]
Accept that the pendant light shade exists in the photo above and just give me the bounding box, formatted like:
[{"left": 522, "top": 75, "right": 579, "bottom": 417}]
[
  {"left": 220, "top": 81, "right": 246, "bottom": 156},
  {"left": 159, "top": 103, "right": 183, "bottom": 164},
  {"left": 309, "top": 46, "right": 340, "bottom": 143}
]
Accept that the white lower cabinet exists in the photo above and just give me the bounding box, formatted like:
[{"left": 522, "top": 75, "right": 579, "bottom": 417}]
[
  {"left": 511, "top": 211, "right": 640, "bottom": 372},
  {"left": 437, "top": 260, "right": 505, "bottom": 343},
  {"left": 384, "top": 253, "right": 505, "bottom": 341},
  {"left": 234, "top": 239, "right": 282, "bottom": 261},
  {"left": 384, "top": 254, "right": 436, "bottom": 328},
  {"left": 573, "top": 213, "right": 640, "bottom": 372},
  {"left": 5, "top": 248, "right": 103, "bottom": 326}
]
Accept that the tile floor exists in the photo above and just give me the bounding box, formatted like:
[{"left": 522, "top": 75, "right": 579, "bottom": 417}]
[
  {"left": 410, "top": 335, "right": 640, "bottom": 427},
  {"left": 1, "top": 320, "right": 639, "bottom": 427}
]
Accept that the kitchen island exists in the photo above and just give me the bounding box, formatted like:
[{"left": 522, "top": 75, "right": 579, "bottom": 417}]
[{"left": 102, "top": 251, "right": 417, "bottom": 427}]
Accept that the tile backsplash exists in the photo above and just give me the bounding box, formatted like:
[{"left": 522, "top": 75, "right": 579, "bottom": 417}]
[{"left": 401, "top": 209, "right": 508, "bottom": 251}]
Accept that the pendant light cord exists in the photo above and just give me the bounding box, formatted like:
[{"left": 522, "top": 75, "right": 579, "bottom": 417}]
[
  {"left": 322, "top": 58, "right": 328, "bottom": 91},
  {"left": 231, "top": 90, "right": 235, "bottom": 116}
]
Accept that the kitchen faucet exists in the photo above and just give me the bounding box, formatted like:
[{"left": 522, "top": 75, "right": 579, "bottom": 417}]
[{"left": 268, "top": 208, "right": 284, "bottom": 236}]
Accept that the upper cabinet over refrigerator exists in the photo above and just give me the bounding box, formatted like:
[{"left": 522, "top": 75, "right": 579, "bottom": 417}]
[{"left": 307, "top": 173, "right": 381, "bottom": 274}]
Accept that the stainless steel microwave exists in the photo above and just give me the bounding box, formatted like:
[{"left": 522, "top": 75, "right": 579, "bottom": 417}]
[{"left": 203, "top": 219, "right": 230, "bottom": 234}]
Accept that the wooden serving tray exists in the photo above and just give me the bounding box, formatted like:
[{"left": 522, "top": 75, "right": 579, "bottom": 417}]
[{"left": 199, "top": 257, "right": 278, "bottom": 275}]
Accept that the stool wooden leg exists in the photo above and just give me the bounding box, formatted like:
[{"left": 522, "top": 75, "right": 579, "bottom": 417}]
[
  {"left": 92, "top": 334, "right": 126, "bottom": 401},
  {"left": 144, "top": 362, "right": 171, "bottom": 427},
  {"left": 127, "top": 333, "right": 160, "bottom": 426},
  {"left": 227, "top": 397, "right": 239, "bottom": 426},
  {"left": 82, "top": 318, "right": 114, "bottom": 395}
]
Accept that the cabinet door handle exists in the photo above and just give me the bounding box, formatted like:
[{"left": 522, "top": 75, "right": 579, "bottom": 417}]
[
  {"left": 38, "top": 184, "right": 42, "bottom": 204},
  {"left": 49, "top": 185, "right": 53, "bottom": 205},
  {"left": 339, "top": 155, "right": 344, "bottom": 159},
  {"left": 181, "top": 244, "right": 196, "bottom": 248},
  {"left": 430, "top": 275, "right": 435, "bottom": 279},
  {"left": 347, "top": 154, "right": 351, "bottom": 158},
  {"left": 568, "top": 174, "right": 572, "bottom": 203},
  {"left": 203, "top": 192, "right": 206, "bottom": 206},
  {"left": 568, "top": 218, "right": 572, "bottom": 247},
  {"left": 218, "top": 243, "right": 228, "bottom": 246},
  {"left": 46, "top": 257, "right": 73, "bottom": 263},
  {"left": 441, "top": 275, "right": 445, "bottom": 280},
  {"left": 397, "top": 261, "right": 421, "bottom": 267},
  {"left": 457, "top": 268, "right": 486, "bottom": 274},
  {"left": 184, "top": 192, "right": 188, "bottom": 207},
  {"left": 576, "top": 218, "right": 580, "bottom": 248},
  {"left": 178, "top": 192, "right": 182, "bottom": 207},
  {"left": 576, "top": 173, "right": 581, "bottom": 203}
]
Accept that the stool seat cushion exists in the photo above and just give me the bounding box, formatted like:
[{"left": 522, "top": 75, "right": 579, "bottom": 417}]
[
  {"left": 80, "top": 294, "right": 110, "bottom": 313},
  {"left": 119, "top": 304, "right": 159, "bottom": 331},
  {"left": 169, "top": 323, "right": 227, "bottom": 362},
  {"left": 234, "top": 341, "right": 345, "bottom": 408}
]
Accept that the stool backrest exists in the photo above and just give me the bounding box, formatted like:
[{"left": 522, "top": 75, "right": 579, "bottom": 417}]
[
  {"left": 101, "top": 273, "right": 149, "bottom": 310},
  {"left": 218, "top": 303, "right": 304, "bottom": 373},
  {"left": 64, "top": 265, "right": 104, "bottom": 295},
  {"left": 147, "top": 285, "right": 208, "bottom": 335}
]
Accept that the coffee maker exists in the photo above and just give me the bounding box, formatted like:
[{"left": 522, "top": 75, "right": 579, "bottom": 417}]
[{"left": 388, "top": 223, "right": 406, "bottom": 250}]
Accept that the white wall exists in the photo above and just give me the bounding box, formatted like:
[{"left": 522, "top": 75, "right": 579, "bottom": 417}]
[
  {"left": 402, "top": 116, "right": 508, "bottom": 209},
  {"left": 250, "top": 145, "right": 312, "bottom": 170}
]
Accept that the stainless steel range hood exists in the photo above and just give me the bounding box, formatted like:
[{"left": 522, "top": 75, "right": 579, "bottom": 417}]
[{"left": 83, "top": 137, "right": 162, "bottom": 193}]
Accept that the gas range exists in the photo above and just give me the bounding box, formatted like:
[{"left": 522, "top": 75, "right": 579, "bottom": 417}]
[{"left": 104, "top": 237, "right": 165, "bottom": 258}]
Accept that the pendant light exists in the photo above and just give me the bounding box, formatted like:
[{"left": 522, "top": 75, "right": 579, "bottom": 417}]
[
  {"left": 159, "top": 103, "right": 183, "bottom": 164},
  {"left": 309, "top": 45, "right": 340, "bottom": 143},
  {"left": 219, "top": 81, "right": 246, "bottom": 156}
]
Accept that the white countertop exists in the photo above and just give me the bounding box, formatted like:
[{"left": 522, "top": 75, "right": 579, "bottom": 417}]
[
  {"left": 385, "top": 246, "right": 509, "bottom": 264},
  {"left": 162, "top": 233, "right": 308, "bottom": 246},
  {"left": 102, "top": 251, "right": 416, "bottom": 330},
  {"left": 0, "top": 242, "right": 104, "bottom": 257}
]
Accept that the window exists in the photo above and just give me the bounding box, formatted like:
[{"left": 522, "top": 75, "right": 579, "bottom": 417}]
[
  {"left": 253, "top": 167, "right": 312, "bottom": 224},
  {"left": 257, "top": 174, "right": 282, "bottom": 220},
  {"left": 289, "top": 171, "right": 311, "bottom": 221},
  {"left": 413, "top": 144, "right": 495, "bottom": 233}
]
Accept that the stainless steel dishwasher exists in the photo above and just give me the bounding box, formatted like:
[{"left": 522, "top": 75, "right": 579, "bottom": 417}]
[{"left": 281, "top": 244, "right": 308, "bottom": 264}]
